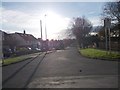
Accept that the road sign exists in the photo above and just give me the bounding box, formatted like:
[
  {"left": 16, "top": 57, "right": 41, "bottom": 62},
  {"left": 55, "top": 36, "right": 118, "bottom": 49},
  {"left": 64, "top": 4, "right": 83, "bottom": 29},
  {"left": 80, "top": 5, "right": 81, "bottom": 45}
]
[{"left": 104, "top": 18, "right": 111, "bottom": 28}]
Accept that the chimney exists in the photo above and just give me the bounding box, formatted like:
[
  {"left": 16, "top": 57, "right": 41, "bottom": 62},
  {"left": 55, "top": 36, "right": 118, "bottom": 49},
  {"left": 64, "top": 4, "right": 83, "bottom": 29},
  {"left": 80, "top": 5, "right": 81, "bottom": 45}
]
[{"left": 23, "top": 30, "right": 26, "bottom": 34}]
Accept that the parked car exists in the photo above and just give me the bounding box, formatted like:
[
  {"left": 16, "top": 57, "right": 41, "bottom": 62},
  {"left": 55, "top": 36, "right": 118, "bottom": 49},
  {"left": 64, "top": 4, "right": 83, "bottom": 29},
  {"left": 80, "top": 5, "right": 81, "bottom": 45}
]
[{"left": 3, "top": 48, "right": 12, "bottom": 58}]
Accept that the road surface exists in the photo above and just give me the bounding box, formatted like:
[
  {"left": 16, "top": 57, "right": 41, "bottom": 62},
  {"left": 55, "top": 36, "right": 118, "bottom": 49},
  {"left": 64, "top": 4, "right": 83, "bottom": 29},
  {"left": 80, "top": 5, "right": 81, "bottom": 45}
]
[{"left": 2, "top": 47, "right": 119, "bottom": 88}]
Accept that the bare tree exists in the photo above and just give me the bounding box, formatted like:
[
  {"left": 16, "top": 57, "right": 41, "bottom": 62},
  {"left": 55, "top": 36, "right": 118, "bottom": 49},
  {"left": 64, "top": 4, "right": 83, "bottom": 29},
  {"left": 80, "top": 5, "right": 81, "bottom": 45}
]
[
  {"left": 103, "top": 1, "right": 120, "bottom": 24},
  {"left": 102, "top": 1, "right": 120, "bottom": 38},
  {"left": 69, "top": 16, "right": 92, "bottom": 48}
]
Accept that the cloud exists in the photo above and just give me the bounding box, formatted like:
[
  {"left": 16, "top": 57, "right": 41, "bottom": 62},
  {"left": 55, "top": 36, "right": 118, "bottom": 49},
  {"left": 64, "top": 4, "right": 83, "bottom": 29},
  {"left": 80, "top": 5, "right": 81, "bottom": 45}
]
[
  {"left": 2, "top": 7, "right": 71, "bottom": 39},
  {"left": 2, "top": 8, "right": 32, "bottom": 27},
  {"left": 1, "top": 8, "right": 44, "bottom": 38},
  {"left": 0, "top": 7, "right": 3, "bottom": 24},
  {"left": 2, "top": 0, "right": 115, "bottom": 2},
  {"left": 89, "top": 16, "right": 103, "bottom": 26},
  {"left": 88, "top": 11, "right": 95, "bottom": 15}
]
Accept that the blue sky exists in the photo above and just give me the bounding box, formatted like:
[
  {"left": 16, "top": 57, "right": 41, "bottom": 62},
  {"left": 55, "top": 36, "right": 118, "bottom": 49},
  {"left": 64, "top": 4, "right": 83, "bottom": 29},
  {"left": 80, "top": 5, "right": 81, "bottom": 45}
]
[
  {"left": 2, "top": 2, "right": 104, "bottom": 18},
  {"left": 1, "top": 2, "right": 105, "bottom": 39}
]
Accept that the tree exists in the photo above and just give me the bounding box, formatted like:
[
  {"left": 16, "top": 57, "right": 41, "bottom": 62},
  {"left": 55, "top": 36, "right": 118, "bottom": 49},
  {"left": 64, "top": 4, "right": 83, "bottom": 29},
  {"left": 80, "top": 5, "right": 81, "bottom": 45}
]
[
  {"left": 103, "top": 1, "right": 120, "bottom": 37},
  {"left": 100, "top": 1, "right": 120, "bottom": 38},
  {"left": 69, "top": 16, "right": 92, "bottom": 48},
  {"left": 103, "top": 1, "right": 120, "bottom": 24}
]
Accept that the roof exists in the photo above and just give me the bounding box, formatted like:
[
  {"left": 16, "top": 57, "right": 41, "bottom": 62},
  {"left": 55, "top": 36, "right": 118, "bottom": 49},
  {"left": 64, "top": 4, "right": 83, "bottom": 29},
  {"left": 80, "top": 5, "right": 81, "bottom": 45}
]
[
  {"left": 0, "top": 30, "right": 7, "bottom": 35},
  {"left": 15, "top": 32, "right": 37, "bottom": 41}
]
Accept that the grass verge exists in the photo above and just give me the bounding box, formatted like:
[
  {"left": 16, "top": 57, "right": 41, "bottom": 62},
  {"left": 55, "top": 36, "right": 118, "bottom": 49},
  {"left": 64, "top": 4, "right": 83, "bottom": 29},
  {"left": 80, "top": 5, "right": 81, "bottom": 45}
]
[
  {"left": 79, "top": 48, "right": 120, "bottom": 60},
  {"left": 2, "top": 52, "right": 41, "bottom": 66}
]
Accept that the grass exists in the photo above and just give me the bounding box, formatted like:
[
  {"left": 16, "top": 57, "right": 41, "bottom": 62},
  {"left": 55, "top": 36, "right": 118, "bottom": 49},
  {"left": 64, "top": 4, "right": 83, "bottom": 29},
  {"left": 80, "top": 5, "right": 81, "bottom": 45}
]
[
  {"left": 1, "top": 52, "right": 41, "bottom": 66},
  {"left": 79, "top": 48, "right": 120, "bottom": 60}
]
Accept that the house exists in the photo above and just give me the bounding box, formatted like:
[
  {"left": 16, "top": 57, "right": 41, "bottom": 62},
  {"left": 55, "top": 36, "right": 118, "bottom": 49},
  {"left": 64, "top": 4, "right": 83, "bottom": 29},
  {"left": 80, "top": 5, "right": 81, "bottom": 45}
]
[
  {"left": 1, "top": 30, "right": 41, "bottom": 58},
  {"left": 1, "top": 30, "right": 13, "bottom": 57},
  {"left": 11, "top": 30, "right": 39, "bottom": 50},
  {"left": 2, "top": 30, "right": 40, "bottom": 51}
]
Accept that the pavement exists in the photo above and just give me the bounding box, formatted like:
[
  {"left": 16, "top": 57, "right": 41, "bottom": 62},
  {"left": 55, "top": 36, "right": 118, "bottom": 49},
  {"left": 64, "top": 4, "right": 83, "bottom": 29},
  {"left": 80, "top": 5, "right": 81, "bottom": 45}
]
[{"left": 2, "top": 47, "right": 119, "bottom": 88}]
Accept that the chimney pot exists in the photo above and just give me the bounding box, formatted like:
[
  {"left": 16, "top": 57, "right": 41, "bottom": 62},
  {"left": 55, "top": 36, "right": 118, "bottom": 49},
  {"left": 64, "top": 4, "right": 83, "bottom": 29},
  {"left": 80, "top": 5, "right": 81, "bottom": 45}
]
[{"left": 24, "top": 30, "right": 26, "bottom": 34}]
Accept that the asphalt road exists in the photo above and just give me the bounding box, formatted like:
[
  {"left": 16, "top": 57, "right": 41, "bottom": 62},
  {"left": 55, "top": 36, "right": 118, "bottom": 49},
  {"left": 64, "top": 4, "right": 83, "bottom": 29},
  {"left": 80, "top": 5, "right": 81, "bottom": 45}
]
[{"left": 2, "top": 47, "right": 119, "bottom": 88}]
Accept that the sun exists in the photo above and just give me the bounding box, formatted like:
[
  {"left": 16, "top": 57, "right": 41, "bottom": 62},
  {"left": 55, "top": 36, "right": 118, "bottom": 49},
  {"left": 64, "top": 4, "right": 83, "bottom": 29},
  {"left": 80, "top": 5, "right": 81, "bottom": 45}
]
[
  {"left": 40, "top": 10, "right": 70, "bottom": 39},
  {"left": 45, "top": 11, "right": 64, "bottom": 32}
]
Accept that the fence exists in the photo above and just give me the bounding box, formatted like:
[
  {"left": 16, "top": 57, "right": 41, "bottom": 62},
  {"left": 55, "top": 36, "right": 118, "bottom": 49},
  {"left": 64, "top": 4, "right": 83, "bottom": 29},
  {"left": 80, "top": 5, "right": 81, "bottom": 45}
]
[{"left": 99, "top": 41, "right": 120, "bottom": 51}]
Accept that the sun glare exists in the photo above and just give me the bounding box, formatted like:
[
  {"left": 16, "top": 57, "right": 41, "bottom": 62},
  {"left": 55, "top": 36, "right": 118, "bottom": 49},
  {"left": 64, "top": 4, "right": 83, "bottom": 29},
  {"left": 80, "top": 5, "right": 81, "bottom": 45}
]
[
  {"left": 41, "top": 11, "right": 69, "bottom": 39},
  {"left": 46, "top": 11, "right": 65, "bottom": 31},
  {"left": 31, "top": 10, "right": 70, "bottom": 39}
]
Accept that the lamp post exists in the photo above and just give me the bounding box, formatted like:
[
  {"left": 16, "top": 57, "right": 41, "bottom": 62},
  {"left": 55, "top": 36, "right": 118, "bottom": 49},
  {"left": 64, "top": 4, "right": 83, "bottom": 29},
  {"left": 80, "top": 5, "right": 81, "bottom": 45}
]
[
  {"left": 40, "top": 20, "right": 42, "bottom": 39},
  {"left": 45, "top": 14, "right": 47, "bottom": 40},
  {"left": 40, "top": 20, "right": 43, "bottom": 51},
  {"left": 44, "top": 14, "right": 48, "bottom": 51}
]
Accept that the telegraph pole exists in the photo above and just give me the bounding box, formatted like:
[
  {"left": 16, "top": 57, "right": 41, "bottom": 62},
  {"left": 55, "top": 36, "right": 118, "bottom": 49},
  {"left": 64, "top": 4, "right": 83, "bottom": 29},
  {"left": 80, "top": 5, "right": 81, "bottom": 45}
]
[
  {"left": 40, "top": 20, "right": 43, "bottom": 51},
  {"left": 40, "top": 20, "right": 42, "bottom": 39},
  {"left": 45, "top": 14, "right": 47, "bottom": 40},
  {"left": 108, "top": 27, "right": 111, "bottom": 53},
  {"left": 44, "top": 14, "right": 48, "bottom": 51},
  {"left": 104, "top": 26, "right": 108, "bottom": 51},
  {"left": 104, "top": 18, "right": 111, "bottom": 52}
]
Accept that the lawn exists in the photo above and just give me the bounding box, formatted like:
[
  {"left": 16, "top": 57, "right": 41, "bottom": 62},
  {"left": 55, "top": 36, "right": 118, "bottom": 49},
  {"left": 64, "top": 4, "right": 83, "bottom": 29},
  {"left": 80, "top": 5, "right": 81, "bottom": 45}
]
[
  {"left": 79, "top": 48, "right": 120, "bottom": 60},
  {"left": 2, "top": 52, "right": 41, "bottom": 66}
]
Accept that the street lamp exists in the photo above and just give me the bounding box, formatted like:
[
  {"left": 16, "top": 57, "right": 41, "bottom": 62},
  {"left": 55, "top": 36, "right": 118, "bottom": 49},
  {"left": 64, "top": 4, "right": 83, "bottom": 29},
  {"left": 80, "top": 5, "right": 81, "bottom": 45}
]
[
  {"left": 40, "top": 20, "right": 43, "bottom": 51},
  {"left": 40, "top": 20, "right": 42, "bottom": 39},
  {"left": 44, "top": 14, "right": 48, "bottom": 51},
  {"left": 45, "top": 14, "right": 47, "bottom": 40}
]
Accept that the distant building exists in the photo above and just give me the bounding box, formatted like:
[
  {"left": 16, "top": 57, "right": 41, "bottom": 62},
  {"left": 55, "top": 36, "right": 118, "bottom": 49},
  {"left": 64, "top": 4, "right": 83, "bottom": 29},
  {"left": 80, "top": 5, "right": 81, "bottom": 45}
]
[
  {"left": 11, "top": 31, "right": 39, "bottom": 49},
  {"left": 2, "top": 30, "right": 40, "bottom": 52}
]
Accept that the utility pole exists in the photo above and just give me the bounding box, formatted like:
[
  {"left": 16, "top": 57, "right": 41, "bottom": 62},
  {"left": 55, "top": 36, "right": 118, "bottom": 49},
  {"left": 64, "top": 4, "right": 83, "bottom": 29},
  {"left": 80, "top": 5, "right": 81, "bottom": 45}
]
[
  {"left": 104, "top": 26, "right": 108, "bottom": 51},
  {"left": 40, "top": 20, "right": 42, "bottom": 39},
  {"left": 108, "top": 27, "right": 111, "bottom": 53},
  {"left": 40, "top": 20, "right": 43, "bottom": 51},
  {"left": 44, "top": 14, "right": 48, "bottom": 51},
  {"left": 104, "top": 18, "right": 111, "bottom": 52},
  {"left": 45, "top": 14, "right": 47, "bottom": 40}
]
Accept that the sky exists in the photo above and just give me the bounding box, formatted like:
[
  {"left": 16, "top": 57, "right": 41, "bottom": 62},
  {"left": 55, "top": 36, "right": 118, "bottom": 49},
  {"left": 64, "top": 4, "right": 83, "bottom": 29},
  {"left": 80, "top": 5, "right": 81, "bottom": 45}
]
[{"left": 0, "top": 2, "right": 106, "bottom": 40}]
